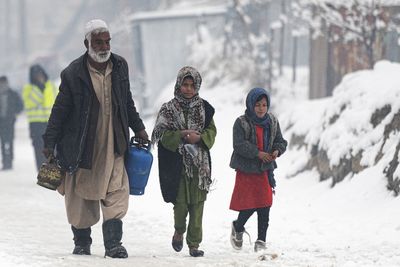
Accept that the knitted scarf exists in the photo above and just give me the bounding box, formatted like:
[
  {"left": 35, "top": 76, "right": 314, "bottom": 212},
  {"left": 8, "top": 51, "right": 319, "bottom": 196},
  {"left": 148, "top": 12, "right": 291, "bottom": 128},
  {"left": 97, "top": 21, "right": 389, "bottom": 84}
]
[{"left": 152, "top": 66, "right": 212, "bottom": 191}]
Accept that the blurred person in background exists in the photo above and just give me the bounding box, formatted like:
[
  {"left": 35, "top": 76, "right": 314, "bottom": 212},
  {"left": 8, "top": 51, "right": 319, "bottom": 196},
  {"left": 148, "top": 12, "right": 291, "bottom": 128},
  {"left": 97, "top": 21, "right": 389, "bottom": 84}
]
[
  {"left": 22, "top": 64, "right": 57, "bottom": 171},
  {"left": 152, "top": 66, "right": 217, "bottom": 257},
  {"left": 42, "top": 19, "right": 148, "bottom": 258},
  {"left": 0, "top": 76, "right": 23, "bottom": 170}
]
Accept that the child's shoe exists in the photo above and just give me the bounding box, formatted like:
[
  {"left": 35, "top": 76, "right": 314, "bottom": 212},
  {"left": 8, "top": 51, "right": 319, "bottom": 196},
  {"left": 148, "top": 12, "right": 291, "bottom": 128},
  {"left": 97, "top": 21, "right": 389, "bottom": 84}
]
[{"left": 254, "top": 240, "right": 267, "bottom": 252}]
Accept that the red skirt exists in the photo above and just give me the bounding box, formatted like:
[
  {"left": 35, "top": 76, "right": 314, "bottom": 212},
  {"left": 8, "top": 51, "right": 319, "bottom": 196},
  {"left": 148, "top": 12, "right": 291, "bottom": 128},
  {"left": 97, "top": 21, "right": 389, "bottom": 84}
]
[{"left": 229, "top": 170, "right": 273, "bottom": 211}]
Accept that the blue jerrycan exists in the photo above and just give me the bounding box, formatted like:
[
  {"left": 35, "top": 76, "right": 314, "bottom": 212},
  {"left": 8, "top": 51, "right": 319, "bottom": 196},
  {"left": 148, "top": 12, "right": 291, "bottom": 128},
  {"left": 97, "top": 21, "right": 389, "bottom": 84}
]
[{"left": 125, "top": 137, "right": 153, "bottom": 195}]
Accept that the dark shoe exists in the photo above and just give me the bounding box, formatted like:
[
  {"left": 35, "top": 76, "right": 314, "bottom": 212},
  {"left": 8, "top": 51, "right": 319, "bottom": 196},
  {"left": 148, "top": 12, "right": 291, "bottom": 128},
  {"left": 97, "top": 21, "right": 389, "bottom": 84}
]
[
  {"left": 71, "top": 226, "right": 92, "bottom": 255},
  {"left": 172, "top": 231, "right": 183, "bottom": 252},
  {"left": 73, "top": 244, "right": 91, "bottom": 255},
  {"left": 254, "top": 240, "right": 267, "bottom": 252},
  {"left": 105, "top": 244, "right": 128, "bottom": 258},
  {"left": 103, "top": 219, "right": 128, "bottom": 258},
  {"left": 189, "top": 247, "right": 204, "bottom": 257}
]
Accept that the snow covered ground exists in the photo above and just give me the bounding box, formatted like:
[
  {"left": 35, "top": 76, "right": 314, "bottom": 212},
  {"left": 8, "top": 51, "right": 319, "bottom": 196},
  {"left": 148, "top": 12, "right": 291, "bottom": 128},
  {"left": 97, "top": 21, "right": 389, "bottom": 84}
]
[{"left": 1, "top": 66, "right": 400, "bottom": 267}]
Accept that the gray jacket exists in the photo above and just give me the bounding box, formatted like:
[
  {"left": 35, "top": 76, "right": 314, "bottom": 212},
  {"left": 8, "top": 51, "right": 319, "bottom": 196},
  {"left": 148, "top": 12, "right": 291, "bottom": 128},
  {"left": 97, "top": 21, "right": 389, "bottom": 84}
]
[{"left": 229, "top": 114, "right": 287, "bottom": 173}]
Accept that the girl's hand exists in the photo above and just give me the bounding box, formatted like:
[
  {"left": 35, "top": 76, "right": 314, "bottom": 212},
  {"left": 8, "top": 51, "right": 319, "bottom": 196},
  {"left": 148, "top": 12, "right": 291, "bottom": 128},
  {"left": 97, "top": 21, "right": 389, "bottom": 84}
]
[
  {"left": 181, "top": 130, "right": 201, "bottom": 144},
  {"left": 180, "top": 129, "right": 200, "bottom": 138},
  {"left": 271, "top": 150, "right": 279, "bottom": 160},
  {"left": 258, "top": 151, "right": 277, "bottom": 162},
  {"left": 258, "top": 151, "right": 271, "bottom": 162}
]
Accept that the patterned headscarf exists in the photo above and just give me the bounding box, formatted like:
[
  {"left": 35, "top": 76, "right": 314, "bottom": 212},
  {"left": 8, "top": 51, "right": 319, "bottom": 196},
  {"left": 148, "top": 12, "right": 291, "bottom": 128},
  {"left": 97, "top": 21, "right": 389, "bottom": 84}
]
[
  {"left": 173, "top": 66, "right": 202, "bottom": 110},
  {"left": 152, "top": 66, "right": 211, "bottom": 191}
]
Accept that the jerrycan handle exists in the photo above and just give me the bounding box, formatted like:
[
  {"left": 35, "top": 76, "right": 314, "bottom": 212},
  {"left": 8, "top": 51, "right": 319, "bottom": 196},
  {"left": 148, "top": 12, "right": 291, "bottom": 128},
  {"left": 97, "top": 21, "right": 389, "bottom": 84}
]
[{"left": 130, "top": 137, "right": 152, "bottom": 150}]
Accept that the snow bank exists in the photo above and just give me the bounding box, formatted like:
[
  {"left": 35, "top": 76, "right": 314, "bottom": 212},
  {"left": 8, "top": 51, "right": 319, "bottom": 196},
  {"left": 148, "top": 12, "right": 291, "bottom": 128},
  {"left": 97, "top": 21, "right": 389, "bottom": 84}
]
[{"left": 281, "top": 60, "right": 400, "bottom": 194}]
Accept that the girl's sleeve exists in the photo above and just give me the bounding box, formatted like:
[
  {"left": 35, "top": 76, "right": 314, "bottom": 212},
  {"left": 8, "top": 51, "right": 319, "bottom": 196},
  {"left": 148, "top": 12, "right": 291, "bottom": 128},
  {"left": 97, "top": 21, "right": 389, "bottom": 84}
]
[
  {"left": 272, "top": 121, "right": 287, "bottom": 156},
  {"left": 200, "top": 118, "right": 217, "bottom": 149},
  {"left": 160, "top": 130, "right": 181, "bottom": 152},
  {"left": 232, "top": 118, "right": 259, "bottom": 159}
]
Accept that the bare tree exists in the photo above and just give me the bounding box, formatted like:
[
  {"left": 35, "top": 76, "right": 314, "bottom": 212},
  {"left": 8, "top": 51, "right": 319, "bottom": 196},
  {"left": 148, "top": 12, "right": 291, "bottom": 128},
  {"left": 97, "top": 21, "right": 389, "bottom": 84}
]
[{"left": 294, "top": 0, "right": 394, "bottom": 68}]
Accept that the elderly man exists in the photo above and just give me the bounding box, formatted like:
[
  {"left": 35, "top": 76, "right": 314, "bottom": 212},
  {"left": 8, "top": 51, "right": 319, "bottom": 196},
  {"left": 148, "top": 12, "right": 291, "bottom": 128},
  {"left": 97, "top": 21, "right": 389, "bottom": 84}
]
[{"left": 42, "top": 19, "right": 148, "bottom": 258}]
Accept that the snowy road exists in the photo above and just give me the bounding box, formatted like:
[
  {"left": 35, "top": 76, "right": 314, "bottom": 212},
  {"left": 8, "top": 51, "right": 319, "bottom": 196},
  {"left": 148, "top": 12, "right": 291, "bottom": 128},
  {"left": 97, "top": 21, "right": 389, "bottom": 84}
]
[{"left": 1, "top": 113, "right": 400, "bottom": 267}]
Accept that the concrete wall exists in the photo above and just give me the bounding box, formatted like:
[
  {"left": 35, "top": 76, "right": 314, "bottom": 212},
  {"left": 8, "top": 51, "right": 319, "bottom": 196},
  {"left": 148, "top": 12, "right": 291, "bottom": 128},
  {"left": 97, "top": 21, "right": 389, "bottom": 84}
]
[{"left": 130, "top": 11, "right": 226, "bottom": 114}]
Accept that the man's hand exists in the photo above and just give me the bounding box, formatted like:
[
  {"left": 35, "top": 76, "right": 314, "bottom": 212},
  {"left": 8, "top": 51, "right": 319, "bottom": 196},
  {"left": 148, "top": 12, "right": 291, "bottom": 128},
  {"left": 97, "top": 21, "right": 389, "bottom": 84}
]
[
  {"left": 42, "top": 148, "right": 54, "bottom": 159},
  {"left": 135, "top": 129, "right": 149, "bottom": 144}
]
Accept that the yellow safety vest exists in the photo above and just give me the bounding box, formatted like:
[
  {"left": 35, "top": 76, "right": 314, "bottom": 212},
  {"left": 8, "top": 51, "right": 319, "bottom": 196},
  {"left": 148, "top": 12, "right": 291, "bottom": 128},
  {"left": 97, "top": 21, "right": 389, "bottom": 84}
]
[{"left": 22, "top": 80, "right": 58, "bottom": 123}]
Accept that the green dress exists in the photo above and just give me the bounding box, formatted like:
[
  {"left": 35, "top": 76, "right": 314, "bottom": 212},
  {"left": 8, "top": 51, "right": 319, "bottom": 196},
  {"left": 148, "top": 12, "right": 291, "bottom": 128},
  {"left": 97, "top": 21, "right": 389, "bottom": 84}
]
[{"left": 160, "top": 114, "right": 216, "bottom": 248}]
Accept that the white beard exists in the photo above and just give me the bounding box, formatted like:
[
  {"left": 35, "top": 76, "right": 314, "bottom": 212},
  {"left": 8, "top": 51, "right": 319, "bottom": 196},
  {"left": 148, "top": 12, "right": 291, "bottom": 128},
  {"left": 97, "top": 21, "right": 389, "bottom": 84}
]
[{"left": 88, "top": 42, "right": 111, "bottom": 63}]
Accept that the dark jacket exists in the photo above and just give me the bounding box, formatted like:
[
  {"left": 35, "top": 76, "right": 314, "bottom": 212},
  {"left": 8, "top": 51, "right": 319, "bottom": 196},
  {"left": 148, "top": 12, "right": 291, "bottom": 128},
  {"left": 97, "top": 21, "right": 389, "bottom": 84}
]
[
  {"left": 158, "top": 100, "right": 215, "bottom": 203},
  {"left": 230, "top": 113, "right": 287, "bottom": 174},
  {"left": 0, "top": 89, "right": 23, "bottom": 123},
  {"left": 43, "top": 52, "right": 145, "bottom": 173}
]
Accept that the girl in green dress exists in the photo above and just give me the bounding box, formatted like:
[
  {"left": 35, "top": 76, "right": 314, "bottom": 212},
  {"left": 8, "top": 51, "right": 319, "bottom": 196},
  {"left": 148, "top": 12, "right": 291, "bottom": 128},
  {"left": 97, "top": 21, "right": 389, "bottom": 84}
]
[{"left": 152, "top": 66, "right": 216, "bottom": 257}]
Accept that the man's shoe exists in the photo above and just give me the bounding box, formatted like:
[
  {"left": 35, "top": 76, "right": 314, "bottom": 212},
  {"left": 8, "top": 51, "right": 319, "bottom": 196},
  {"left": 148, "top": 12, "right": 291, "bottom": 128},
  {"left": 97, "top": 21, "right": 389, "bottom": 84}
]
[
  {"left": 72, "top": 244, "right": 91, "bottom": 255},
  {"left": 102, "top": 219, "right": 128, "bottom": 258},
  {"left": 189, "top": 247, "right": 204, "bottom": 257},
  {"left": 71, "top": 226, "right": 92, "bottom": 256},
  {"left": 172, "top": 231, "right": 183, "bottom": 252},
  {"left": 105, "top": 244, "right": 128, "bottom": 258},
  {"left": 254, "top": 240, "right": 267, "bottom": 252}
]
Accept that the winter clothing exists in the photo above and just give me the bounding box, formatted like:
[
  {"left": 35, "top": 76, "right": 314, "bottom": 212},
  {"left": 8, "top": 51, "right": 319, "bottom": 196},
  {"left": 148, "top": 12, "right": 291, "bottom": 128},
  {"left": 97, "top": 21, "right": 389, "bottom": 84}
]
[
  {"left": 229, "top": 114, "right": 286, "bottom": 174},
  {"left": 43, "top": 42, "right": 145, "bottom": 257},
  {"left": 62, "top": 161, "right": 129, "bottom": 228},
  {"left": 68, "top": 61, "right": 127, "bottom": 200},
  {"left": 230, "top": 125, "right": 274, "bottom": 210},
  {"left": 0, "top": 79, "right": 23, "bottom": 169},
  {"left": 43, "top": 53, "right": 145, "bottom": 173},
  {"left": 172, "top": 231, "right": 183, "bottom": 252},
  {"left": 152, "top": 66, "right": 216, "bottom": 254},
  {"left": 229, "top": 87, "right": 287, "bottom": 248},
  {"left": 102, "top": 218, "right": 128, "bottom": 258},
  {"left": 235, "top": 207, "right": 270, "bottom": 242},
  {"left": 174, "top": 194, "right": 204, "bottom": 248},
  {"left": 23, "top": 81, "right": 57, "bottom": 123},
  {"left": 254, "top": 240, "right": 267, "bottom": 252},
  {"left": 22, "top": 65, "right": 57, "bottom": 170},
  {"left": 156, "top": 103, "right": 215, "bottom": 203},
  {"left": 189, "top": 247, "right": 204, "bottom": 257},
  {"left": 71, "top": 226, "right": 92, "bottom": 255},
  {"left": 230, "top": 221, "right": 244, "bottom": 250},
  {"left": 49, "top": 54, "right": 134, "bottom": 227},
  {"left": 230, "top": 169, "right": 273, "bottom": 210},
  {"left": 152, "top": 66, "right": 214, "bottom": 195}
]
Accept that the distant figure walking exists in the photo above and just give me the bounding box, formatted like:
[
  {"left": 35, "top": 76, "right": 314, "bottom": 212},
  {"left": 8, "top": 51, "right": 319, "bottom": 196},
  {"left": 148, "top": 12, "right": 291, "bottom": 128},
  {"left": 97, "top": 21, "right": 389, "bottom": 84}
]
[
  {"left": 22, "top": 65, "right": 57, "bottom": 170},
  {"left": 0, "top": 76, "right": 23, "bottom": 170}
]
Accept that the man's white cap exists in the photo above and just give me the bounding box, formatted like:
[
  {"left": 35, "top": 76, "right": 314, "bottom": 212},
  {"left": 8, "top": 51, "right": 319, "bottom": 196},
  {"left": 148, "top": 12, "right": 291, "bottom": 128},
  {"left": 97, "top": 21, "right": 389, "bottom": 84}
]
[{"left": 84, "top": 19, "right": 109, "bottom": 38}]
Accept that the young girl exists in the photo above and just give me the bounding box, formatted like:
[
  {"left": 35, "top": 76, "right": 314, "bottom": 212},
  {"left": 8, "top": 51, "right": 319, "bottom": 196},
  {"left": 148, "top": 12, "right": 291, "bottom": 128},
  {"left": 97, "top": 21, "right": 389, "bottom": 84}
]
[
  {"left": 229, "top": 87, "right": 287, "bottom": 252},
  {"left": 152, "top": 66, "right": 216, "bottom": 257}
]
